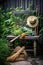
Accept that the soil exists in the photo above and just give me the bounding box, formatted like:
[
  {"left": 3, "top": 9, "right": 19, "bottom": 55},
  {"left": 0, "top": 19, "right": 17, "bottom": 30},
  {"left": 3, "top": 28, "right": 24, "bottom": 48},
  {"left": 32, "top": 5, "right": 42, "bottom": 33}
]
[{"left": 10, "top": 57, "right": 43, "bottom": 65}]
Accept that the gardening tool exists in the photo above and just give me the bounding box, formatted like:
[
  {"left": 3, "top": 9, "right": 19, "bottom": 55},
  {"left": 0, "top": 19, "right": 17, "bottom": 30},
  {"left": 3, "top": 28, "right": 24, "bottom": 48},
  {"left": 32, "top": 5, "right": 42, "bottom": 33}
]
[
  {"left": 10, "top": 33, "right": 26, "bottom": 43},
  {"left": 10, "top": 35, "right": 20, "bottom": 43},
  {"left": 11, "top": 46, "right": 28, "bottom": 61},
  {"left": 6, "top": 46, "right": 25, "bottom": 62}
]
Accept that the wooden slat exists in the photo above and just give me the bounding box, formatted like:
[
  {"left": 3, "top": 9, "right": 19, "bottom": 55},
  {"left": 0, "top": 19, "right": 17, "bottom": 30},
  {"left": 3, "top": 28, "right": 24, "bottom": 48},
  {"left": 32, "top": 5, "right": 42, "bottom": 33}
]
[
  {"left": 12, "top": 10, "right": 34, "bottom": 14},
  {"left": 21, "top": 0, "right": 22, "bottom": 7},
  {"left": 6, "top": 35, "right": 39, "bottom": 40},
  {"left": 20, "top": 36, "right": 39, "bottom": 40},
  {"left": 25, "top": 0, "right": 27, "bottom": 9},
  {"left": 26, "top": 49, "right": 34, "bottom": 52}
]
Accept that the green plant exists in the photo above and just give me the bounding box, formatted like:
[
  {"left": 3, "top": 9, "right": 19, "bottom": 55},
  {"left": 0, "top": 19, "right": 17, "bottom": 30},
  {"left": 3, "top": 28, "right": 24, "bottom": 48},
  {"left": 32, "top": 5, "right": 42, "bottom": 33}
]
[
  {"left": 38, "top": 16, "right": 43, "bottom": 30},
  {"left": 0, "top": 38, "right": 10, "bottom": 65},
  {"left": 0, "top": 7, "right": 36, "bottom": 37},
  {"left": 39, "top": 28, "right": 43, "bottom": 43},
  {"left": 39, "top": 27, "right": 43, "bottom": 56},
  {"left": 0, "top": 8, "right": 5, "bottom": 37}
]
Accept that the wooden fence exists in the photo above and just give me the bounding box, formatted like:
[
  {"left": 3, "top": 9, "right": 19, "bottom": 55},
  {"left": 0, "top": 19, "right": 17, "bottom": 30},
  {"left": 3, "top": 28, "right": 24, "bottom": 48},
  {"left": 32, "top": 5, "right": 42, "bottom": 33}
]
[
  {"left": 3, "top": 0, "right": 36, "bottom": 9},
  {"left": 0, "top": 0, "right": 43, "bottom": 15}
]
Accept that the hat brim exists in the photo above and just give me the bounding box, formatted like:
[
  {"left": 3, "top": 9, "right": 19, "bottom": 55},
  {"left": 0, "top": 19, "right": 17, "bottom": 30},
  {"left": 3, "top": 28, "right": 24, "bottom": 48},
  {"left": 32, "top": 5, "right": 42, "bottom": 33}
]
[{"left": 27, "top": 16, "right": 39, "bottom": 28}]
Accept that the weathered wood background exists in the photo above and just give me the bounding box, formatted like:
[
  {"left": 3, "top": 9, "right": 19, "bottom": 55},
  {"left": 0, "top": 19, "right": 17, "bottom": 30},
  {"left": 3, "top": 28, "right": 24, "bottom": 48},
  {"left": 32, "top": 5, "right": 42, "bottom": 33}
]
[{"left": 0, "top": 0, "right": 43, "bottom": 15}]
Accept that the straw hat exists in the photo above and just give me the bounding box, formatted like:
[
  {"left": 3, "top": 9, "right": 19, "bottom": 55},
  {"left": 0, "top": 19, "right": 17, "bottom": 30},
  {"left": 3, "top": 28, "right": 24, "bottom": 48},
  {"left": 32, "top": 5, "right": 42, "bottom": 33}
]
[{"left": 27, "top": 16, "right": 39, "bottom": 28}]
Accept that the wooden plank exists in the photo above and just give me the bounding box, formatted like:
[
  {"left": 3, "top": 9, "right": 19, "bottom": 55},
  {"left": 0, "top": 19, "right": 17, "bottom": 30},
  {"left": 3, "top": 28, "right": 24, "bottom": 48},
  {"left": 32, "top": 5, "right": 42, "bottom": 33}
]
[
  {"left": 12, "top": 10, "right": 33, "bottom": 14},
  {"left": 6, "top": 35, "right": 39, "bottom": 40},
  {"left": 25, "top": 0, "right": 27, "bottom": 9},
  {"left": 16, "top": 0, "right": 18, "bottom": 7},
  {"left": 21, "top": 0, "right": 22, "bottom": 7},
  {"left": 20, "top": 36, "right": 39, "bottom": 40},
  {"left": 19, "top": 0, "right": 21, "bottom": 7},
  {"left": 34, "top": 40, "right": 37, "bottom": 56},
  {"left": 26, "top": 49, "right": 34, "bottom": 52}
]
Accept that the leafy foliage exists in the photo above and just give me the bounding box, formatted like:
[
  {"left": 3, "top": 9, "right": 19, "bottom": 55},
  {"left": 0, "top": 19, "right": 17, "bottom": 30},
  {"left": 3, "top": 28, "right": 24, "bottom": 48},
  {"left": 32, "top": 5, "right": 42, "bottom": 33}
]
[
  {"left": 0, "top": 38, "right": 10, "bottom": 64},
  {"left": 38, "top": 16, "right": 43, "bottom": 44},
  {"left": 39, "top": 28, "right": 43, "bottom": 44},
  {"left": 0, "top": 7, "right": 34, "bottom": 37},
  {"left": 38, "top": 16, "right": 43, "bottom": 30}
]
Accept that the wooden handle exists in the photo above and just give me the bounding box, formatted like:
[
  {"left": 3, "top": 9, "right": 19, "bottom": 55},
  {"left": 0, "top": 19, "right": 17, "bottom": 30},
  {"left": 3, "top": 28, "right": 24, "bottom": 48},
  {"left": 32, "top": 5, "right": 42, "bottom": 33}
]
[{"left": 10, "top": 35, "right": 20, "bottom": 43}]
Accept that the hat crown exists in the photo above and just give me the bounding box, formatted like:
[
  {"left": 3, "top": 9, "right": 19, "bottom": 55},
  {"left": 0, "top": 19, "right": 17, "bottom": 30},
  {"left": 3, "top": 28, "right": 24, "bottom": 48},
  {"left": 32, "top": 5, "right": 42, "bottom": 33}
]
[{"left": 30, "top": 19, "right": 36, "bottom": 25}]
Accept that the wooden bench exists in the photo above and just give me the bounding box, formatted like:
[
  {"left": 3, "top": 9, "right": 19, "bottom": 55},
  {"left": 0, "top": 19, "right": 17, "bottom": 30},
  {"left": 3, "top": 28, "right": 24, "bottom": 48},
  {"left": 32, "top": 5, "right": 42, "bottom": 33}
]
[{"left": 6, "top": 35, "right": 39, "bottom": 57}]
